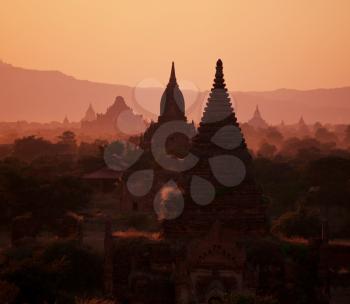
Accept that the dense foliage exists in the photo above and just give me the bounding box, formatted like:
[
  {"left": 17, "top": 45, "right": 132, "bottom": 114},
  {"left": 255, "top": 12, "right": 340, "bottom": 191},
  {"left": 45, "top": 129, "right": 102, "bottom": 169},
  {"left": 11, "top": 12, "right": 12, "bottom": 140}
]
[
  {"left": 0, "top": 241, "right": 103, "bottom": 304},
  {"left": 0, "top": 127, "right": 349, "bottom": 302}
]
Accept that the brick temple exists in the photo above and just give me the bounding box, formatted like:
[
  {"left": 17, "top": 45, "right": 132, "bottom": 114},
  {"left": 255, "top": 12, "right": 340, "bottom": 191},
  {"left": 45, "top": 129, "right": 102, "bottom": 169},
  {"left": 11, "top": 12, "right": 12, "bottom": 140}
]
[{"left": 104, "top": 60, "right": 337, "bottom": 304}]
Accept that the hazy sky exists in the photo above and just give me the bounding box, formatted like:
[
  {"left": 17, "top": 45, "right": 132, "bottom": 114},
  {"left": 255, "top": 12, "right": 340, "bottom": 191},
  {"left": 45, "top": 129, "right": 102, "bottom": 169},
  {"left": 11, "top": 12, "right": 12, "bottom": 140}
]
[{"left": 1, "top": 0, "right": 350, "bottom": 91}]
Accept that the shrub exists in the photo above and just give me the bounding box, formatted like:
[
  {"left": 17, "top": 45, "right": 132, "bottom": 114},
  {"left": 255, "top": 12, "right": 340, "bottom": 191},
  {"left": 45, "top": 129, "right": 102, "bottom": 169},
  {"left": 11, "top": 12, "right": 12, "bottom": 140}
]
[
  {"left": 1, "top": 241, "right": 103, "bottom": 304},
  {"left": 0, "top": 280, "right": 19, "bottom": 304},
  {"left": 272, "top": 207, "right": 322, "bottom": 239},
  {"left": 41, "top": 240, "right": 103, "bottom": 294}
]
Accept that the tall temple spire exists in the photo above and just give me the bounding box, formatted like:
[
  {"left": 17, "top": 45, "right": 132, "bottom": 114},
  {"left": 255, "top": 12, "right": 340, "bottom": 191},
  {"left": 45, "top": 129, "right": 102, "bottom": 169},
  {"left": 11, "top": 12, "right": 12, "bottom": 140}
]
[
  {"left": 198, "top": 59, "right": 237, "bottom": 126},
  {"left": 158, "top": 61, "right": 186, "bottom": 122},
  {"left": 82, "top": 103, "right": 96, "bottom": 122},
  {"left": 169, "top": 61, "right": 177, "bottom": 85},
  {"left": 193, "top": 59, "right": 247, "bottom": 153},
  {"left": 254, "top": 105, "right": 261, "bottom": 117},
  {"left": 213, "top": 59, "right": 226, "bottom": 90}
]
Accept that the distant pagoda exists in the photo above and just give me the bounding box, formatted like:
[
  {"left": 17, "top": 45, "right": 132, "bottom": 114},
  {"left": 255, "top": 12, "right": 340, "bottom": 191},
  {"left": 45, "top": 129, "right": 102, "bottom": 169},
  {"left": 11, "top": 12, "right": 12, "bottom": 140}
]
[
  {"left": 247, "top": 105, "right": 268, "bottom": 129},
  {"left": 82, "top": 103, "right": 96, "bottom": 122},
  {"left": 81, "top": 96, "right": 144, "bottom": 136},
  {"left": 63, "top": 115, "right": 69, "bottom": 125},
  {"left": 297, "top": 115, "right": 309, "bottom": 134}
]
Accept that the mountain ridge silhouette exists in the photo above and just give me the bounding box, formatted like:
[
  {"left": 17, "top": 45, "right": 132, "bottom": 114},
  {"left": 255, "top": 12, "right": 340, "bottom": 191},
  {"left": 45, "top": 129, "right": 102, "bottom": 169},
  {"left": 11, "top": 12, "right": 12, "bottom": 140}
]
[{"left": 1, "top": 61, "right": 350, "bottom": 124}]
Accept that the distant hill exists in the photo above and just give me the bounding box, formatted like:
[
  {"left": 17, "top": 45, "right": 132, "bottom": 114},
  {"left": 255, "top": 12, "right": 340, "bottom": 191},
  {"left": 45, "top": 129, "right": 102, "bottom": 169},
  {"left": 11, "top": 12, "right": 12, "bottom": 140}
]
[
  {"left": 1, "top": 60, "right": 350, "bottom": 124},
  {"left": 0, "top": 61, "right": 133, "bottom": 123}
]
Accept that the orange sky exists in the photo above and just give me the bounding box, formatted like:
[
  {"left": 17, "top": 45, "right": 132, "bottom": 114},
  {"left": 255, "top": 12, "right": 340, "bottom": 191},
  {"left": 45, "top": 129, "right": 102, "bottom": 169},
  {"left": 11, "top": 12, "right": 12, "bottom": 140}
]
[{"left": 1, "top": 0, "right": 350, "bottom": 91}]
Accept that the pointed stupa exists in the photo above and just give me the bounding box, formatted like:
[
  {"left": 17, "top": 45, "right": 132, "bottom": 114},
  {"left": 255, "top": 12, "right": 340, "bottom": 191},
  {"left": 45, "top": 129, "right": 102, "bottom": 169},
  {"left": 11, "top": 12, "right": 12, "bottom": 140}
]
[
  {"left": 82, "top": 103, "right": 96, "bottom": 122},
  {"left": 254, "top": 105, "right": 261, "bottom": 117},
  {"left": 200, "top": 59, "right": 234, "bottom": 125},
  {"left": 169, "top": 61, "right": 177, "bottom": 84},
  {"left": 63, "top": 115, "right": 69, "bottom": 124},
  {"left": 159, "top": 62, "right": 186, "bottom": 123},
  {"left": 247, "top": 104, "right": 268, "bottom": 129},
  {"left": 192, "top": 59, "right": 247, "bottom": 156},
  {"left": 297, "top": 115, "right": 309, "bottom": 134}
]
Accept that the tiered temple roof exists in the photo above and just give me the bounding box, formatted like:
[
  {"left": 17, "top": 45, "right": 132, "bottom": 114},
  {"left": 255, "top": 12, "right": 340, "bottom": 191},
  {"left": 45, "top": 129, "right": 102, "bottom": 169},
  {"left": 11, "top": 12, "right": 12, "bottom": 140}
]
[{"left": 192, "top": 59, "right": 247, "bottom": 158}]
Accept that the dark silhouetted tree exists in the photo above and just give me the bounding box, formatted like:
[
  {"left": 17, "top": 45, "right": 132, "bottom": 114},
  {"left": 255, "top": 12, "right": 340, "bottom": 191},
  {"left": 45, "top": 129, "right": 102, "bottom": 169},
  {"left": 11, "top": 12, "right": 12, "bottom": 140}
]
[
  {"left": 57, "top": 131, "right": 77, "bottom": 155},
  {"left": 257, "top": 142, "right": 277, "bottom": 159},
  {"left": 265, "top": 127, "right": 284, "bottom": 146},
  {"left": 315, "top": 127, "right": 338, "bottom": 144},
  {"left": 272, "top": 205, "right": 322, "bottom": 239},
  {"left": 13, "top": 136, "right": 53, "bottom": 161},
  {"left": 344, "top": 125, "right": 350, "bottom": 147}
]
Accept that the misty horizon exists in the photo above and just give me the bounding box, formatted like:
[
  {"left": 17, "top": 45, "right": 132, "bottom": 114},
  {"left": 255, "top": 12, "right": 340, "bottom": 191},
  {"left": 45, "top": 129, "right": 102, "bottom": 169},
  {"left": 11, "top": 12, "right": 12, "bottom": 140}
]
[
  {"left": 1, "top": 60, "right": 350, "bottom": 125},
  {"left": 2, "top": 59, "right": 350, "bottom": 92}
]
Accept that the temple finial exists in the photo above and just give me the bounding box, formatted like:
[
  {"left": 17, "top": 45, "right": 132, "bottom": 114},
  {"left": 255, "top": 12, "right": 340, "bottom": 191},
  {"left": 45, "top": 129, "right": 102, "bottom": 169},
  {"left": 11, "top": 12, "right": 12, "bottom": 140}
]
[
  {"left": 169, "top": 61, "right": 177, "bottom": 84},
  {"left": 213, "top": 58, "right": 226, "bottom": 90},
  {"left": 255, "top": 104, "right": 260, "bottom": 114}
]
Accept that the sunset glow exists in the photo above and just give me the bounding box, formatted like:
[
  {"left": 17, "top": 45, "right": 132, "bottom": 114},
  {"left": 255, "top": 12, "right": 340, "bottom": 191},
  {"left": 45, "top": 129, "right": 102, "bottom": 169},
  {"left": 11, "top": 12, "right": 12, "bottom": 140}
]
[{"left": 1, "top": 0, "right": 350, "bottom": 91}]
